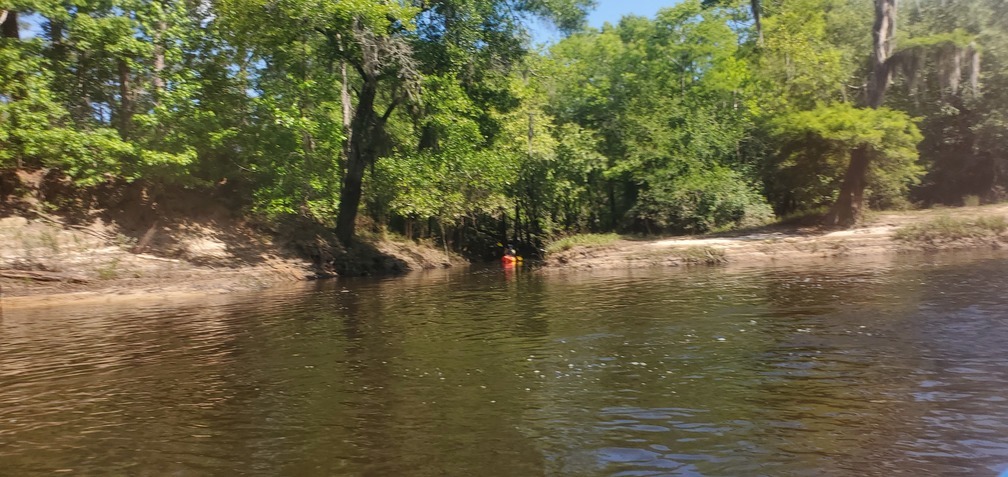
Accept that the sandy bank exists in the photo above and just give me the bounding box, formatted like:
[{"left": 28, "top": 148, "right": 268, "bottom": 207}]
[
  {"left": 545, "top": 204, "right": 1008, "bottom": 270},
  {"left": 5, "top": 199, "right": 1008, "bottom": 309},
  {"left": 0, "top": 192, "right": 458, "bottom": 309}
]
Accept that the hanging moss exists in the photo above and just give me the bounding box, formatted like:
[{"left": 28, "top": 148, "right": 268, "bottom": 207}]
[{"left": 889, "top": 29, "right": 980, "bottom": 97}]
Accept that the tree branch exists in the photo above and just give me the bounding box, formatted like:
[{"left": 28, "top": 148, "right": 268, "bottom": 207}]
[
  {"left": 381, "top": 98, "right": 400, "bottom": 122},
  {"left": 352, "top": 61, "right": 367, "bottom": 79}
]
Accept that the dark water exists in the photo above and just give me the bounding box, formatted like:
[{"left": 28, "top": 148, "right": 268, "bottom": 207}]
[{"left": 3, "top": 253, "right": 1008, "bottom": 476}]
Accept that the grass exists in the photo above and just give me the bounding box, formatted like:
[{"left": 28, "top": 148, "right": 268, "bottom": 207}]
[
  {"left": 545, "top": 233, "right": 620, "bottom": 254},
  {"left": 893, "top": 215, "right": 1008, "bottom": 242},
  {"left": 675, "top": 246, "right": 728, "bottom": 264},
  {"left": 38, "top": 230, "right": 60, "bottom": 253},
  {"left": 96, "top": 258, "right": 121, "bottom": 280}
]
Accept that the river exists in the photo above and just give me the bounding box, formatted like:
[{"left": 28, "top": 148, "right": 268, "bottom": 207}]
[{"left": 2, "top": 252, "right": 1008, "bottom": 476}]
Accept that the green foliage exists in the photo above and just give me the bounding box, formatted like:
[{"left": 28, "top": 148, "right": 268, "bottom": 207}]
[
  {"left": 544, "top": 0, "right": 768, "bottom": 234},
  {"left": 0, "top": 35, "right": 194, "bottom": 185},
  {"left": 632, "top": 165, "right": 774, "bottom": 233},
  {"left": 895, "top": 0, "right": 1008, "bottom": 205},
  {"left": 766, "top": 103, "right": 924, "bottom": 213},
  {"left": 369, "top": 73, "right": 516, "bottom": 224},
  {"left": 756, "top": 0, "right": 855, "bottom": 112}
]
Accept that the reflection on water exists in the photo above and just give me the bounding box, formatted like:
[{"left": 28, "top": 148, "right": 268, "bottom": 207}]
[{"left": 3, "top": 253, "right": 1008, "bottom": 475}]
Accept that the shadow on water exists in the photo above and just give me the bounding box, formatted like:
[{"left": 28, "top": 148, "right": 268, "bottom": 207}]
[{"left": 2, "top": 252, "right": 1008, "bottom": 475}]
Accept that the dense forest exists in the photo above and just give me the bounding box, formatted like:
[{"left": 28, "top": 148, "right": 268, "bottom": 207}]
[{"left": 1, "top": 0, "right": 1006, "bottom": 259}]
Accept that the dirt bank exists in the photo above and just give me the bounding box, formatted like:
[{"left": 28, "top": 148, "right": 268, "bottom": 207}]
[
  {"left": 545, "top": 204, "right": 1008, "bottom": 270},
  {"left": 0, "top": 171, "right": 459, "bottom": 309}
]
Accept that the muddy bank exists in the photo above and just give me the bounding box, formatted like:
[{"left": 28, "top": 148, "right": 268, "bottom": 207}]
[{"left": 545, "top": 204, "right": 1008, "bottom": 270}]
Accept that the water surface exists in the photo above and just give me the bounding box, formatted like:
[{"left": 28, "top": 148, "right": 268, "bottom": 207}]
[{"left": 3, "top": 253, "right": 1008, "bottom": 475}]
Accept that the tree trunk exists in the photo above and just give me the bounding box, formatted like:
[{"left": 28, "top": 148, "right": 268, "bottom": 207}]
[
  {"left": 825, "top": 145, "right": 871, "bottom": 226},
  {"left": 49, "top": 20, "right": 67, "bottom": 63},
  {"left": 866, "top": 0, "right": 896, "bottom": 109},
  {"left": 826, "top": 0, "right": 896, "bottom": 225},
  {"left": 152, "top": 19, "right": 166, "bottom": 98},
  {"left": 340, "top": 59, "right": 353, "bottom": 175},
  {"left": 1, "top": 10, "right": 18, "bottom": 39},
  {"left": 750, "top": 0, "right": 763, "bottom": 46},
  {"left": 513, "top": 202, "right": 521, "bottom": 245},
  {"left": 334, "top": 79, "right": 379, "bottom": 245},
  {"left": 3, "top": 10, "right": 22, "bottom": 166},
  {"left": 117, "top": 58, "right": 132, "bottom": 137},
  {"left": 76, "top": 52, "right": 94, "bottom": 121}
]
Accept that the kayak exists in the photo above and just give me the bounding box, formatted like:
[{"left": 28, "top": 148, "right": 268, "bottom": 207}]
[{"left": 501, "top": 255, "right": 518, "bottom": 265}]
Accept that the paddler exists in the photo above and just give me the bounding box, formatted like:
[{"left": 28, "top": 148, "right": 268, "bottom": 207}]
[{"left": 502, "top": 244, "right": 518, "bottom": 264}]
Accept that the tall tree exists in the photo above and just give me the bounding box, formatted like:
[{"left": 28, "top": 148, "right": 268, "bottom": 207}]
[
  {"left": 823, "top": 0, "right": 895, "bottom": 225},
  {"left": 332, "top": 22, "right": 419, "bottom": 245},
  {"left": 825, "top": 0, "right": 979, "bottom": 225},
  {"left": 333, "top": 1, "right": 593, "bottom": 245}
]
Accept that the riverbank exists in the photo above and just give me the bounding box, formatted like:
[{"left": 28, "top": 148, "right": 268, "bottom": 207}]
[
  {"left": 0, "top": 211, "right": 458, "bottom": 308},
  {"left": 545, "top": 204, "right": 1008, "bottom": 270},
  {"left": 0, "top": 217, "right": 459, "bottom": 309},
  {"left": 4, "top": 176, "right": 1007, "bottom": 309},
  {"left": 0, "top": 172, "right": 459, "bottom": 309}
]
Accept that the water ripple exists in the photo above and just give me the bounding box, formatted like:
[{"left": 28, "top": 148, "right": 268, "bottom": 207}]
[{"left": 3, "top": 253, "right": 1008, "bottom": 475}]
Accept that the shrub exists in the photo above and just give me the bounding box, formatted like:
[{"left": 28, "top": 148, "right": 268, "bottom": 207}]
[{"left": 631, "top": 165, "right": 774, "bottom": 234}]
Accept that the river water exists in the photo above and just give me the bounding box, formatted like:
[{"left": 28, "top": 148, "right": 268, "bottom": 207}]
[{"left": 2, "top": 252, "right": 1008, "bottom": 476}]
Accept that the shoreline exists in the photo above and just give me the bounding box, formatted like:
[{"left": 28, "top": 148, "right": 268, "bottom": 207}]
[
  {"left": 543, "top": 204, "right": 1008, "bottom": 270},
  {"left": 4, "top": 204, "right": 1008, "bottom": 309}
]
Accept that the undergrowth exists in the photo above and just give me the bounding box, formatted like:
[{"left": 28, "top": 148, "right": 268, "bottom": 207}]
[{"left": 893, "top": 215, "right": 1008, "bottom": 242}]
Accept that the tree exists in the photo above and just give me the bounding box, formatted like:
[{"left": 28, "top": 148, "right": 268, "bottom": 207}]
[
  {"left": 753, "top": 0, "right": 862, "bottom": 113},
  {"left": 825, "top": 0, "right": 979, "bottom": 225},
  {"left": 330, "top": 0, "right": 593, "bottom": 245},
  {"left": 544, "top": 0, "right": 771, "bottom": 234},
  {"left": 333, "top": 22, "right": 419, "bottom": 245},
  {"left": 217, "top": 0, "right": 593, "bottom": 245},
  {"left": 767, "top": 103, "right": 923, "bottom": 214}
]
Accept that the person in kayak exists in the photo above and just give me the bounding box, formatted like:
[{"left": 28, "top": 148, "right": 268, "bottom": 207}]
[{"left": 502, "top": 244, "right": 518, "bottom": 264}]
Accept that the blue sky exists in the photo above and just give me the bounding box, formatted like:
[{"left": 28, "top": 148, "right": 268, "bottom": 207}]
[
  {"left": 588, "top": 0, "right": 674, "bottom": 27},
  {"left": 532, "top": 0, "right": 675, "bottom": 44}
]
